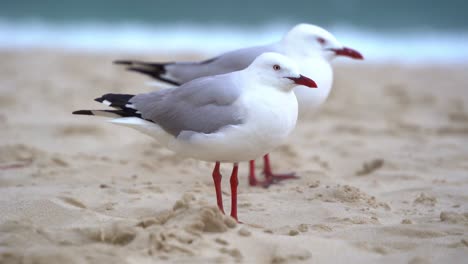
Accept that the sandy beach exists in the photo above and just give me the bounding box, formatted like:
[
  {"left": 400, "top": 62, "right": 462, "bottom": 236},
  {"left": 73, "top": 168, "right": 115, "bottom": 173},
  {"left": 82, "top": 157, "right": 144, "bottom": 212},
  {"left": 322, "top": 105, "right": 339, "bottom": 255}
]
[{"left": 0, "top": 49, "right": 467, "bottom": 263}]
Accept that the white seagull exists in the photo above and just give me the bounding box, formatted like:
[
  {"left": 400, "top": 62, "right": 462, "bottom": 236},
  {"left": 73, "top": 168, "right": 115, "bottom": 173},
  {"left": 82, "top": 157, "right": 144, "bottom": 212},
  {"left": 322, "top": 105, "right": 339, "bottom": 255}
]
[
  {"left": 115, "top": 23, "right": 364, "bottom": 187},
  {"left": 74, "top": 52, "right": 318, "bottom": 221}
]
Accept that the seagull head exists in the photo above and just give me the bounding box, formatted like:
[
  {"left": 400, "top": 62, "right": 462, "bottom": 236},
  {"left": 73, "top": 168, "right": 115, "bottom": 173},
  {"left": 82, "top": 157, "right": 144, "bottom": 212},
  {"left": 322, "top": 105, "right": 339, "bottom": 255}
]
[
  {"left": 282, "top": 23, "right": 364, "bottom": 61},
  {"left": 248, "top": 52, "right": 317, "bottom": 91}
]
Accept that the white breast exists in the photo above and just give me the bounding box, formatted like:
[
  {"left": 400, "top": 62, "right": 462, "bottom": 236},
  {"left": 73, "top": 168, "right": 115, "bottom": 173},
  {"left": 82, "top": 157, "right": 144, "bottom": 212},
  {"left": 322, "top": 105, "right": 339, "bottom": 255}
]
[
  {"left": 240, "top": 87, "right": 299, "bottom": 153},
  {"left": 292, "top": 56, "right": 333, "bottom": 118}
]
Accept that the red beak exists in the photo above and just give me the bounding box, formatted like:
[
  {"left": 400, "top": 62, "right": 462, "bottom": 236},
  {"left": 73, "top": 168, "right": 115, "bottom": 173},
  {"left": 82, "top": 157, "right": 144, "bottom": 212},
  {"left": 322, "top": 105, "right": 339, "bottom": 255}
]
[
  {"left": 287, "top": 75, "right": 317, "bottom": 88},
  {"left": 331, "top": 47, "right": 364, "bottom": 60}
]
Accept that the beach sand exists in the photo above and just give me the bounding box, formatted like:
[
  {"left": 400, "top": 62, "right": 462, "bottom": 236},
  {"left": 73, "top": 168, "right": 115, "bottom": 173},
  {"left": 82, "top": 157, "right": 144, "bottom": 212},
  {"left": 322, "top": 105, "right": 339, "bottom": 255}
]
[{"left": 0, "top": 49, "right": 467, "bottom": 263}]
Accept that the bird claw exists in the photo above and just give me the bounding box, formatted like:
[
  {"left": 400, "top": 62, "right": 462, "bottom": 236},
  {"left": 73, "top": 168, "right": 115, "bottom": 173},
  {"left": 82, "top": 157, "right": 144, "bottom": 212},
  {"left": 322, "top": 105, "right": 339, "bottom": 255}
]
[
  {"left": 265, "top": 172, "right": 299, "bottom": 181},
  {"left": 249, "top": 172, "right": 299, "bottom": 188},
  {"left": 249, "top": 179, "right": 275, "bottom": 188}
]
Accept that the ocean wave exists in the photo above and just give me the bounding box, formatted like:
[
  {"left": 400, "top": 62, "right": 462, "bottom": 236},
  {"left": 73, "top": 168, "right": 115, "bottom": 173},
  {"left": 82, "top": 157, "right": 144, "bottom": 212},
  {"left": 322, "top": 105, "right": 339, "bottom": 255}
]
[{"left": 0, "top": 20, "right": 467, "bottom": 63}]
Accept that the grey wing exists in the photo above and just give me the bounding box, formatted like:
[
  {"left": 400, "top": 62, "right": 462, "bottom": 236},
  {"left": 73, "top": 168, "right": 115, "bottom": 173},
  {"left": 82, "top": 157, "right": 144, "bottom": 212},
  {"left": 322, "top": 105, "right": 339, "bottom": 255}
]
[
  {"left": 166, "top": 43, "right": 279, "bottom": 83},
  {"left": 130, "top": 73, "right": 245, "bottom": 136}
]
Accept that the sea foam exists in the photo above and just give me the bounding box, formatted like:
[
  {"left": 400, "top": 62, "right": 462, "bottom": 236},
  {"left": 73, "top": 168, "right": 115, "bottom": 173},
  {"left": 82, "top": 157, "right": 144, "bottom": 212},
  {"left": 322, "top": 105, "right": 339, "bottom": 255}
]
[{"left": 1, "top": 20, "right": 467, "bottom": 63}]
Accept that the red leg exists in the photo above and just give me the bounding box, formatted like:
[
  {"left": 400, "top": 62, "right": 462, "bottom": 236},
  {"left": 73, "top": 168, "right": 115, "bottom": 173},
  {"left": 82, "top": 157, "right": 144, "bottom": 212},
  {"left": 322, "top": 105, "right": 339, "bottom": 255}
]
[
  {"left": 248, "top": 160, "right": 259, "bottom": 186},
  {"left": 229, "top": 163, "right": 239, "bottom": 221},
  {"left": 263, "top": 154, "right": 298, "bottom": 182},
  {"left": 212, "top": 162, "right": 225, "bottom": 214},
  {"left": 248, "top": 159, "right": 275, "bottom": 188}
]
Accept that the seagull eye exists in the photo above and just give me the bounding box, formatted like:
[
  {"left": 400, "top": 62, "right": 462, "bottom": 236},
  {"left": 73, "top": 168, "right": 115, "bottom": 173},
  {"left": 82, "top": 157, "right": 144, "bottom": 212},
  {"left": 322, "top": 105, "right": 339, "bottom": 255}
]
[
  {"left": 273, "top": 64, "right": 281, "bottom": 71},
  {"left": 317, "top": 37, "right": 326, "bottom": 45}
]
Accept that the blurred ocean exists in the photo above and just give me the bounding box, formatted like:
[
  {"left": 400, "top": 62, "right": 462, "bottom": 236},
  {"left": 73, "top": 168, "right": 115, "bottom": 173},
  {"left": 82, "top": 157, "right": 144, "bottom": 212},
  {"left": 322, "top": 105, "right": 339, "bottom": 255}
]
[{"left": 1, "top": 0, "right": 467, "bottom": 63}]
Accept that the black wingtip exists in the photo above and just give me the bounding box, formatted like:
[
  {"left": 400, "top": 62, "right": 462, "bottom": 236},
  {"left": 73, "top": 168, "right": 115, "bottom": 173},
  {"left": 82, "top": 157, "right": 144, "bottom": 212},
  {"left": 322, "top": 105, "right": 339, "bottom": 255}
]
[
  {"left": 73, "top": 110, "right": 94, "bottom": 115},
  {"left": 112, "top": 60, "right": 180, "bottom": 85},
  {"left": 94, "top": 96, "right": 104, "bottom": 103},
  {"left": 126, "top": 67, "right": 157, "bottom": 77},
  {"left": 126, "top": 67, "right": 181, "bottom": 86},
  {"left": 113, "top": 60, "right": 132, "bottom": 65},
  {"left": 94, "top": 93, "right": 134, "bottom": 105}
]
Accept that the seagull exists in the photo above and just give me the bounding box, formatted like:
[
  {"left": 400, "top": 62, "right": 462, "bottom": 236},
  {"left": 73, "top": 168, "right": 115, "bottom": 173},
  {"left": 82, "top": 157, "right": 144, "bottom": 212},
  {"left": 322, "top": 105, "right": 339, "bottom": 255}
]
[
  {"left": 115, "top": 23, "right": 364, "bottom": 187},
  {"left": 73, "top": 52, "right": 318, "bottom": 221}
]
